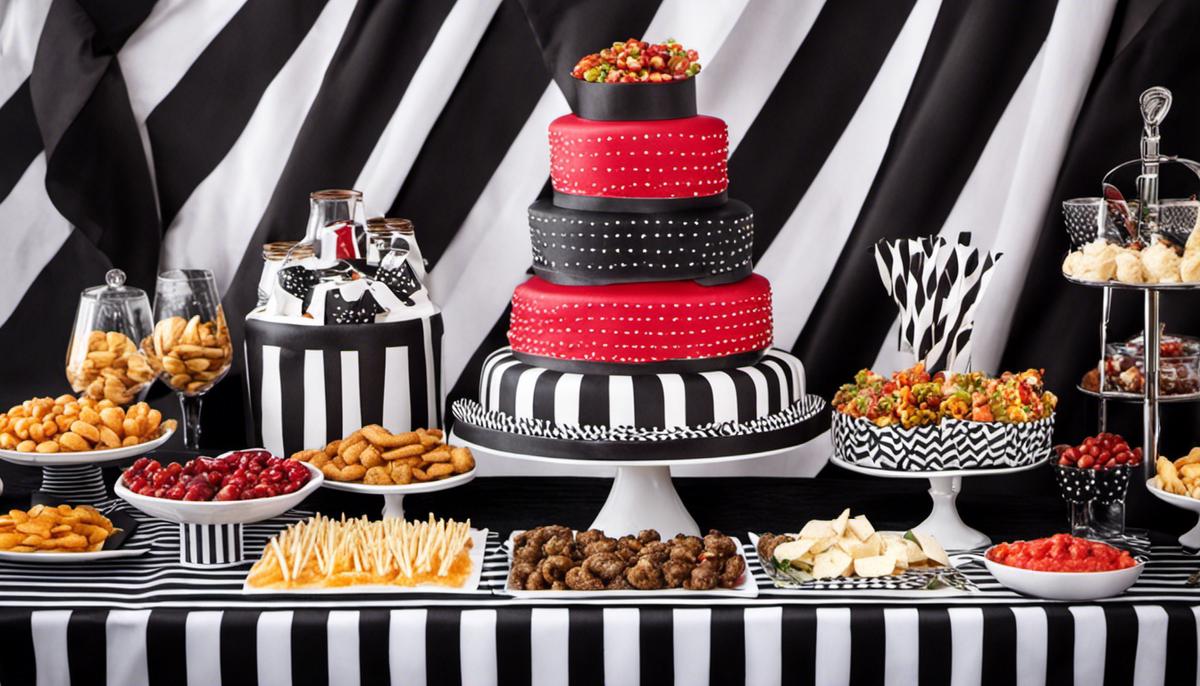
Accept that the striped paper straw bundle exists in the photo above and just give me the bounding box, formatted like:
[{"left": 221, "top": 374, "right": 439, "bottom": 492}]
[{"left": 873, "top": 233, "right": 1001, "bottom": 372}]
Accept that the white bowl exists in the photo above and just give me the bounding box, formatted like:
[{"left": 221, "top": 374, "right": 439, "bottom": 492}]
[
  {"left": 115, "top": 459, "right": 322, "bottom": 525},
  {"left": 0, "top": 426, "right": 175, "bottom": 466},
  {"left": 982, "top": 548, "right": 1143, "bottom": 600},
  {"left": 1145, "top": 477, "right": 1200, "bottom": 548}
]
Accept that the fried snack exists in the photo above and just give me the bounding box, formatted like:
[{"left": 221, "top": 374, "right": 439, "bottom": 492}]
[
  {"left": 246, "top": 514, "right": 474, "bottom": 589},
  {"left": 290, "top": 426, "right": 474, "bottom": 485},
  {"left": 66, "top": 330, "right": 156, "bottom": 404},
  {"left": 0, "top": 395, "right": 175, "bottom": 453},
  {"left": 141, "top": 311, "right": 233, "bottom": 395},
  {"left": 0, "top": 504, "right": 115, "bottom": 553},
  {"left": 1156, "top": 450, "right": 1200, "bottom": 498}
]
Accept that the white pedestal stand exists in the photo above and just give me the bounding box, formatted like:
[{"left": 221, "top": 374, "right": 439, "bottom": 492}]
[
  {"left": 454, "top": 433, "right": 807, "bottom": 538},
  {"left": 1145, "top": 477, "right": 1200, "bottom": 548},
  {"left": 320, "top": 469, "right": 476, "bottom": 520},
  {"left": 831, "top": 454, "right": 1049, "bottom": 550}
]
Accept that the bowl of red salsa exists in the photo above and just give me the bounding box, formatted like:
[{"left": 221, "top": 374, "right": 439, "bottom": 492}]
[{"left": 983, "top": 533, "right": 1143, "bottom": 599}]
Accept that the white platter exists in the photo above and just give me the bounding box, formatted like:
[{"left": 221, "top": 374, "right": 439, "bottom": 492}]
[
  {"left": 242, "top": 528, "right": 488, "bottom": 594},
  {"left": 114, "top": 461, "right": 322, "bottom": 525},
  {"left": 0, "top": 426, "right": 175, "bottom": 466},
  {"left": 0, "top": 547, "right": 150, "bottom": 563},
  {"left": 982, "top": 548, "right": 1144, "bottom": 600},
  {"left": 1145, "top": 477, "right": 1200, "bottom": 547},
  {"left": 500, "top": 530, "right": 758, "bottom": 599},
  {"left": 318, "top": 468, "right": 476, "bottom": 494}
]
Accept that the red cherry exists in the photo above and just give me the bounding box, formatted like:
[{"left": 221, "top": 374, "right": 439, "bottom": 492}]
[
  {"left": 1078, "top": 455, "right": 1095, "bottom": 469},
  {"left": 1062, "top": 447, "right": 1079, "bottom": 463}
]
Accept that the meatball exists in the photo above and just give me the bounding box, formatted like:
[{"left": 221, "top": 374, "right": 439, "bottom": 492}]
[
  {"left": 638, "top": 541, "right": 670, "bottom": 565},
  {"left": 637, "top": 529, "right": 661, "bottom": 545},
  {"left": 565, "top": 566, "right": 603, "bottom": 590},
  {"left": 662, "top": 559, "right": 694, "bottom": 588},
  {"left": 755, "top": 533, "right": 794, "bottom": 563},
  {"left": 671, "top": 534, "right": 704, "bottom": 558},
  {"left": 583, "top": 539, "right": 618, "bottom": 557},
  {"left": 606, "top": 574, "right": 633, "bottom": 590},
  {"left": 583, "top": 552, "right": 627, "bottom": 581},
  {"left": 719, "top": 554, "right": 746, "bottom": 588},
  {"left": 616, "top": 536, "right": 643, "bottom": 554},
  {"left": 539, "top": 555, "right": 574, "bottom": 582},
  {"left": 684, "top": 564, "right": 718, "bottom": 590},
  {"left": 575, "top": 529, "right": 608, "bottom": 547},
  {"left": 703, "top": 530, "right": 737, "bottom": 559},
  {"left": 542, "top": 536, "right": 577, "bottom": 558},
  {"left": 508, "top": 561, "right": 536, "bottom": 589},
  {"left": 514, "top": 544, "right": 543, "bottom": 564},
  {"left": 525, "top": 570, "right": 549, "bottom": 590},
  {"left": 626, "top": 558, "right": 665, "bottom": 590}
]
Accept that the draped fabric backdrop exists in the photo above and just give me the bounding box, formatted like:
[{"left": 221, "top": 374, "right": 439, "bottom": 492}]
[{"left": 2, "top": 0, "right": 1199, "bottom": 476}]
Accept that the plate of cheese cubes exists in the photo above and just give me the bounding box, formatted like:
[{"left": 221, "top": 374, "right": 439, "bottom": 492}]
[{"left": 752, "top": 509, "right": 971, "bottom": 591}]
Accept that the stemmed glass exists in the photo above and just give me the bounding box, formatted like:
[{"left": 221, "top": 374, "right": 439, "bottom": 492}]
[{"left": 143, "top": 269, "right": 233, "bottom": 449}]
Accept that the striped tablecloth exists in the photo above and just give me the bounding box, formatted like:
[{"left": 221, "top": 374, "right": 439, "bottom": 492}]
[{"left": 0, "top": 501, "right": 1198, "bottom": 685}]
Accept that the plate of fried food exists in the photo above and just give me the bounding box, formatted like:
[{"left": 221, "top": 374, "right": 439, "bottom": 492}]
[
  {"left": 752, "top": 509, "right": 972, "bottom": 592},
  {"left": 1148, "top": 449, "right": 1200, "bottom": 548},
  {"left": 504, "top": 526, "right": 756, "bottom": 598},
  {"left": 0, "top": 504, "right": 147, "bottom": 561},
  {"left": 290, "top": 425, "right": 476, "bottom": 493},
  {"left": 0, "top": 395, "right": 175, "bottom": 465},
  {"left": 244, "top": 514, "right": 486, "bottom": 593}
]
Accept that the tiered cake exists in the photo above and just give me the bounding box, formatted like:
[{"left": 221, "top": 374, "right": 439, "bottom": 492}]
[{"left": 453, "top": 64, "right": 824, "bottom": 460}]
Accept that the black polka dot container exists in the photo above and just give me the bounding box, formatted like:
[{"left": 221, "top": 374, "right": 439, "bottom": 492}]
[{"left": 528, "top": 198, "right": 754, "bottom": 286}]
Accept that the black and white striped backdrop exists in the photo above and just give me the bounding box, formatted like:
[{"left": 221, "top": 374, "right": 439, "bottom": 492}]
[{"left": 4, "top": 0, "right": 1200, "bottom": 472}]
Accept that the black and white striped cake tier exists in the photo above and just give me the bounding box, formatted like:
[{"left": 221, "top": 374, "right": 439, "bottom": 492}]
[
  {"left": 478, "top": 346, "right": 805, "bottom": 430},
  {"left": 528, "top": 198, "right": 754, "bottom": 286}
]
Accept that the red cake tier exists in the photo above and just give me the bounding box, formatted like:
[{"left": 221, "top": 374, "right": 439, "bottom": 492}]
[
  {"left": 549, "top": 114, "right": 729, "bottom": 201},
  {"left": 508, "top": 274, "right": 774, "bottom": 365}
]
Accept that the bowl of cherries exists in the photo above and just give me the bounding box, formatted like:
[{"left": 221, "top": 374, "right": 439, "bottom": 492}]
[
  {"left": 1054, "top": 432, "right": 1141, "bottom": 507},
  {"left": 115, "top": 449, "right": 322, "bottom": 525}
]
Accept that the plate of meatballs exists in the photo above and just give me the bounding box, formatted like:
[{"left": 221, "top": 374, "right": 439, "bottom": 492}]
[{"left": 504, "top": 526, "right": 756, "bottom": 597}]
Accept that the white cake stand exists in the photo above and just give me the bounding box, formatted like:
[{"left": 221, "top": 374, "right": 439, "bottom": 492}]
[
  {"left": 453, "top": 433, "right": 807, "bottom": 538},
  {"left": 320, "top": 469, "right": 476, "bottom": 519},
  {"left": 1145, "top": 478, "right": 1200, "bottom": 548},
  {"left": 830, "top": 453, "right": 1050, "bottom": 550}
]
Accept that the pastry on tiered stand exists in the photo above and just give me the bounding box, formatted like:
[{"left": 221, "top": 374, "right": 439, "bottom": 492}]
[{"left": 452, "top": 40, "right": 827, "bottom": 537}]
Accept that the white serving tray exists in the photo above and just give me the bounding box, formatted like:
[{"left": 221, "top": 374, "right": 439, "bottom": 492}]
[
  {"left": 242, "top": 528, "right": 488, "bottom": 594},
  {"left": 0, "top": 427, "right": 174, "bottom": 466}
]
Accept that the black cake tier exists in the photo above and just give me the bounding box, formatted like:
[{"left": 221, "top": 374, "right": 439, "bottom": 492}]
[{"left": 528, "top": 198, "right": 754, "bottom": 286}]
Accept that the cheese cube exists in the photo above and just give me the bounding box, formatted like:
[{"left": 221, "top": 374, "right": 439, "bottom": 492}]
[
  {"left": 772, "top": 539, "right": 816, "bottom": 563},
  {"left": 831, "top": 509, "right": 851, "bottom": 537},
  {"left": 812, "top": 549, "right": 854, "bottom": 579},
  {"left": 798, "top": 520, "right": 833, "bottom": 539},
  {"left": 853, "top": 554, "right": 898, "bottom": 578},
  {"left": 847, "top": 515, "right": 875, "bottom": 541}
]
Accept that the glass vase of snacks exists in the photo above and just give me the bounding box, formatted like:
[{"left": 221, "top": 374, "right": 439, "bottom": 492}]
[
  {"left": 144, "top": 269, "right": 233, "bottom": 450},
  {"left": 65, "top": 269, "right": 156, "bottom": 406}
]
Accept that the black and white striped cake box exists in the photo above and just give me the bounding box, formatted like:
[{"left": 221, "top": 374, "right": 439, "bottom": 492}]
[{"left": 243, "top": 307, "right": 444, "bottom": 459}]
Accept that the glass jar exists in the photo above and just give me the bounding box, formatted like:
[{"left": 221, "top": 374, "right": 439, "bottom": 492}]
[
  {"left": 304, "top": 189, "right": 366, "bottom": 266},
  {"left": 257, "top": 241, "right": 313, "bottom": 307},
  {"left": 65, "top": 269, "right": 155, "bottom": 405},
  {"left": 366, "top": 217, "right": 426, "bottom": 283}
]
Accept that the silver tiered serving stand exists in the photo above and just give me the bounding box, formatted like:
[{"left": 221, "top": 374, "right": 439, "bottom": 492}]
[{"left": 1064, "top": 87, "right": 1200, "bottom": 545}]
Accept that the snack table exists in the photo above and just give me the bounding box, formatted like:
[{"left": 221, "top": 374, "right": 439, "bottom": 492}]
[{"left": 0, "top": 460, "right": 1198, "bottom": 686}]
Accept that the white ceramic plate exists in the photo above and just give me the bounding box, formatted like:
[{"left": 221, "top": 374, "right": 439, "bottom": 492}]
[
  {"left": 982, "top": 546, "right": 1144, "bottom": 600},
  {"left": 501, "top": 530, "right": 758, "bottom": 599},
  {"left": 115, "top": 460, "right": 322, "bottom": 525},
  {"left": 319, "top": 468, "right": 476, "bottom": 494},
  {"left": 0, "top": 427, "right": 175, "bottom": 466},
  {"left": 0, "top": 547, "right": 150, "bottom": 562},
  {"left": 242, "top": 528, "right": 488, "bottom": 594},
  {"left": 1145, "top": 477, "right": 1200, "bottom": 548}
]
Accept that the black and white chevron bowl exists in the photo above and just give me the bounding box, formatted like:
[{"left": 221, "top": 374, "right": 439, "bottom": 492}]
[
  {"left": 832, "top": 412, "right": 1055, "bottom": 471},
  {"left": 39, "top": 464, "right": 108, "bottom": 504},
  {"left": 179, "top": 522, "right": 244, "bottom": 567},
  {"left": 244, "top": 313, "right": 444, "bottom": 458}
]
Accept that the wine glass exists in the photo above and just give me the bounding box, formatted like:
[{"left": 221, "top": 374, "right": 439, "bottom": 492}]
[{"left": 144, "top": 269, "right": 233, "bottom": 449}]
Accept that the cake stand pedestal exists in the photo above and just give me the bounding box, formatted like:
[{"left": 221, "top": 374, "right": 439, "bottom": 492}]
[
  {"left": 830, "top": 454, "right": 1050, "bottom": 550},
  {"left": 454, "top": 434, "right": 817, "bottom": 537},
  {"left": 320, "top": 470, "right": 476, "bottom": 520}
]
